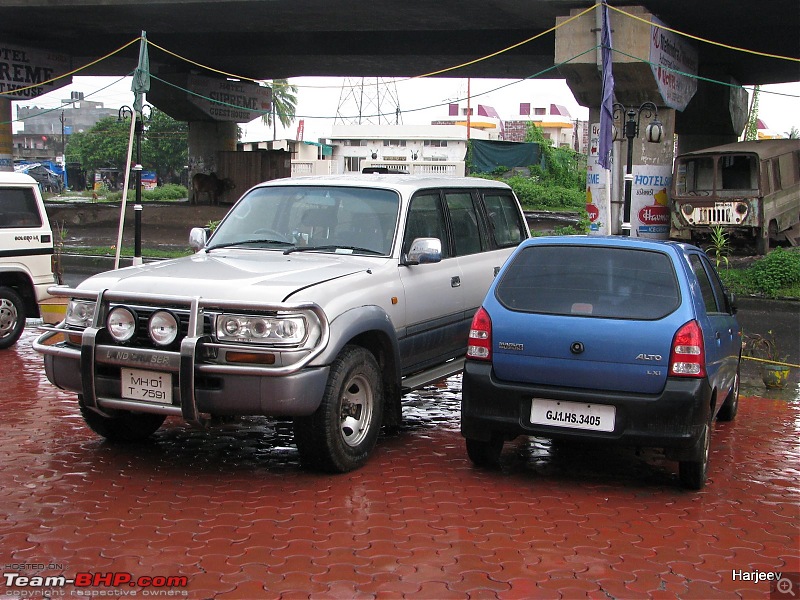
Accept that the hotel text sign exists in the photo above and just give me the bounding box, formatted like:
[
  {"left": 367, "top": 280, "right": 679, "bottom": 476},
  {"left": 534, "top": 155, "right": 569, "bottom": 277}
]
[
  {"left": 188, "top": 74, "right": 271, "bottom": 122},
  {"left": 0, "top": 44, "right": 71, "bottom": 99}
]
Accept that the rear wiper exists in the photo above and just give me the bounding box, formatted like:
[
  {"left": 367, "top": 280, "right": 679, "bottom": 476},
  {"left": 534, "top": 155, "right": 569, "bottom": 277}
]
[
  {"left": 284, "top": 245, "right": 382, "bottom": 256},
  {"left": 206, "top": 239, "right": 295, "bottom": 252}
]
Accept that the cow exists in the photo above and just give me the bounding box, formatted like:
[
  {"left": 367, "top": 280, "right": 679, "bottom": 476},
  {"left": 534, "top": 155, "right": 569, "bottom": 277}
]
[{"left": 191, "top": 172, "right": 235, "bottom": 205}]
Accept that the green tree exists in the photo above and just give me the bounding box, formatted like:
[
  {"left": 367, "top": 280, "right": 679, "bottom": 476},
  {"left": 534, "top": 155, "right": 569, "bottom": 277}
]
[
  {"left": 141, "top": 109, "right": 188, "bottom": 183},
  {"left": 65, "top": 116, "right": 131, "bottom": 172},
  {"left": 261, "top": 79, "right": 298, "bottom": 140}
]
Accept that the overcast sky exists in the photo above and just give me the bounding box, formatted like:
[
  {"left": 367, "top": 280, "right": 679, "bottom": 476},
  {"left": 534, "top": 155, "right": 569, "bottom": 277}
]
[{"left": 13, "top": 75, "right": 800, "bottom": 142}]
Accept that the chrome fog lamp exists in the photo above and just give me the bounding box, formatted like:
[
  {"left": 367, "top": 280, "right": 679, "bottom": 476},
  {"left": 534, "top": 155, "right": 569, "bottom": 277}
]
[
  {"left": 107, "top": 306, "right": 137, "bottom": 342},
  {"left": 65, "top": 299, "right": 96, "bottom": 328},
  {"left": 148, "top": 310, "right": 179, "bottom": 346},
  {"left": 682, "top": 203, "right": 693, "bottom": 215}
]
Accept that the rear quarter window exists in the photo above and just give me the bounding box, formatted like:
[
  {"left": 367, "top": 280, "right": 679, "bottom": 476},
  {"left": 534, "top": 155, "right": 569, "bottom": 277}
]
[
  {"left": 482, "top": 192, "right": 525, "bottom": 247},
  {"left": 496, "top": 245, "right": 680, "bottom": 320},
  {"left": 0, "top": 187, "right": 43, "bottom": 228}
]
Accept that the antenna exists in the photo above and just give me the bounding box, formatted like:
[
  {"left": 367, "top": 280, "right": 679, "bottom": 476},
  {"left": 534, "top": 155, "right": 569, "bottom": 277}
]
[{"left": 335, "top": 78, "right": 403, "bottom": 125}]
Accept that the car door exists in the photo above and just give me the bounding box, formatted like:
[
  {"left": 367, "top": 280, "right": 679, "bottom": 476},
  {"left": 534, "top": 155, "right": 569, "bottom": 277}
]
[
  {"left": 397, "top": 191, "right": 465, "bottom": 373},
  {"left": 687, "top": 252, "right": 741, "bottom": 397}
]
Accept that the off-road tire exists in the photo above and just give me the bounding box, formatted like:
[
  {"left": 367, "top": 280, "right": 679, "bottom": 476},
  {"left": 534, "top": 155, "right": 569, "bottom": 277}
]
[
  {"left": 294, "top": 345, "right": 383, "bottom": 473},
  {"left": 79, "top": 399, "right": 166, "bottom": 442}
]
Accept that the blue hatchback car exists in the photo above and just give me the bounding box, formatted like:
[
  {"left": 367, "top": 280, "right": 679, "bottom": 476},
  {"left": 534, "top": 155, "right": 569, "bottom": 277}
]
[{"left": 461, "top": 236, "right": 741, "bottom": 489}]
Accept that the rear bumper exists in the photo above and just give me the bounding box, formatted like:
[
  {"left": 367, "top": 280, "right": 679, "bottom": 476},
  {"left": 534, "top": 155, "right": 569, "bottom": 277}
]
[{"left": 461, "top": 361, "right": 712, "bottom": 450}]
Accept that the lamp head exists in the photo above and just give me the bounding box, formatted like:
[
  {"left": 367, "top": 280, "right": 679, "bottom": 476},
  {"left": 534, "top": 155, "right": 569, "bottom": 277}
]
[{"left": 645, "top": 119, "right": 664, "bottom": 143}]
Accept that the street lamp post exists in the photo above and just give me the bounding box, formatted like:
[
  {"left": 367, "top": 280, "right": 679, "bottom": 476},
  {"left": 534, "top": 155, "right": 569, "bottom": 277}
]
[
  {"left": 118, "top": 105, "right": 152, "bottom": 264},
  {"left": 612, "top": 101, "right": 663, "bottom": 231}
]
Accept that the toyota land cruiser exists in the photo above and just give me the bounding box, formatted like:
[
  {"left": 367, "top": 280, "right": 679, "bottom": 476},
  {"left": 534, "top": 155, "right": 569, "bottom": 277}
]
[{"left": 35, "top": 175, "right": 528, "bottom": 471}]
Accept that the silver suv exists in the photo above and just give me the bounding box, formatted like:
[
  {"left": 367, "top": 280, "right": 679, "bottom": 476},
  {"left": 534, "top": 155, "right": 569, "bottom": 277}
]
[
  {"left": 36, "top": 175, "right": 528, "bottom": 471},
  {"left": 0, "top": 172, "right": 55, "bottom": 349}
]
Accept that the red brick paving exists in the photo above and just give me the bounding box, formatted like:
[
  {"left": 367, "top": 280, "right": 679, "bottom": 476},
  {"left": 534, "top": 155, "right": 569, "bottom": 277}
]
[{"left": 1, "top": 328, "right": 798, "bottom": 599}]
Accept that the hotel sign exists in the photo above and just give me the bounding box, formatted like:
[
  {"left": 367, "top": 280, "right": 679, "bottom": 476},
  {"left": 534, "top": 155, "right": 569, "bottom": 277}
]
[
  {"left": 187, "top": 74, "right": 271, "bottom": 122},
  {"left": 0, "top": 44, "right": 71, "bottom": 99}
]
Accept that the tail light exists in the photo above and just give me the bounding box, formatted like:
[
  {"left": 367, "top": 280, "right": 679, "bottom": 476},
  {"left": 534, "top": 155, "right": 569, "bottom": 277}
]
[
  {"left": 669, "top": 320, "right": 705, "bottom": 378},
  {"left": 467, "top": 307, "right": 492, "bottom": 361}
]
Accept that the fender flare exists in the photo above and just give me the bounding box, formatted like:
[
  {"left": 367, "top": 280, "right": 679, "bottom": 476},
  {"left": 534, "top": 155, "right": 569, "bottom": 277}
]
[{"left": 311, "top": 304, "right": 402, "bottom": 385}]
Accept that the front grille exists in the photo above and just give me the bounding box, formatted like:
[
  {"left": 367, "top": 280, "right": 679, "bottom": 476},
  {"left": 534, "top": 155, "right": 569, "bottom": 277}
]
[{"left": 685, "top": 201, "right": 748, "bottom": 226}]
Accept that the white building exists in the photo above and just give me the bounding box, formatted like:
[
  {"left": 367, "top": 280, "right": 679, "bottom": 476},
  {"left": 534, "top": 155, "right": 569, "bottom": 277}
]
[{"left": 327, "top": 123, "right": 495, "bottom": 176}]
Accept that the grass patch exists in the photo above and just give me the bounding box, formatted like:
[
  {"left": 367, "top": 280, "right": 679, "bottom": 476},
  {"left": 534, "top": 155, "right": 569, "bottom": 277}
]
[
  {"left": 718, "top": 248, "right": 800, "bottom": 300},
  {"left": 64, "top": 245, "right": 193, "bottom": 259}
]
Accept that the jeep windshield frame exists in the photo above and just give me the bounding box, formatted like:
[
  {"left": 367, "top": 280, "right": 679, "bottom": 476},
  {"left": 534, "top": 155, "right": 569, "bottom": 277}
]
[{"left": 208, "top": 184, "right": 401, "bottom": 256}]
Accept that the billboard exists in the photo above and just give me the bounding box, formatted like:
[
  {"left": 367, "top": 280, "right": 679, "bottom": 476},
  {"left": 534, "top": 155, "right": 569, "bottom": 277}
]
[
  {"left": 0, "top": 44, "right": 71, "bottom": 99},
  {"left": 187, "top": 74, "right": 271, "bottom": 122}
]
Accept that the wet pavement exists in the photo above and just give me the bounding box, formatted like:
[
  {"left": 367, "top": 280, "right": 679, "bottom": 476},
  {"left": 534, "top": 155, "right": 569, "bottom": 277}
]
[{"left": 1, "top": 327, "right": 798, "bottom": 599}]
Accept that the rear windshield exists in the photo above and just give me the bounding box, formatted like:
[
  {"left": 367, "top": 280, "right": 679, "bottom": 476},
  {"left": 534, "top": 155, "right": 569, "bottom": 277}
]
[
  {"left": 0, "top": 187, "right": 42, "bottom": 228},
  {"left": 496, "top": 245, "right": 680, "bottom": 320}
]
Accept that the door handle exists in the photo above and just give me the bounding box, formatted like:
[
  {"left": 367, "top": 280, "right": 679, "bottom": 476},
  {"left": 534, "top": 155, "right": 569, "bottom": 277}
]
[{"left": 451, "top": 276, "right": 461, "bottom": 288}]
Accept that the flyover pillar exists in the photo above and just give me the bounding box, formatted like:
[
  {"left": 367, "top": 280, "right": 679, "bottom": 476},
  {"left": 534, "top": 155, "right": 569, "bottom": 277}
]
[
  {"left": 555, "top": 5, "right": 747, "bottom": 236},
  {"left": 187, "top": 120, "right": 238, "bottom": 179},
  {"left": 0, "top": 98, "right": 12, "bottom": 172}
]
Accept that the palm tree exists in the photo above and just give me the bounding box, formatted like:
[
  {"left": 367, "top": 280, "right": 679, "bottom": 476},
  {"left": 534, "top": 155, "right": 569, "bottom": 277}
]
[{"left": 262, "top": 79, "right": 298, "bottom": 140}]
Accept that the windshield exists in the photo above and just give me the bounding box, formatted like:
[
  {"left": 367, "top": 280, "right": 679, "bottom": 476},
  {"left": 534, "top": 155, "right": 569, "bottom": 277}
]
[
  {"left": 208, "top": 185, "right": 400, "bottom": 255},
  {"left": 675, "top": 154, "right": 759, "bottom": 198}
]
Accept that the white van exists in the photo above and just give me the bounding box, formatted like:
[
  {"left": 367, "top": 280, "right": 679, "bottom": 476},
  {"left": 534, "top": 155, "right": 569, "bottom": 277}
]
[{"left": 0, "top": 172, "right": 55, "bottom": 348}]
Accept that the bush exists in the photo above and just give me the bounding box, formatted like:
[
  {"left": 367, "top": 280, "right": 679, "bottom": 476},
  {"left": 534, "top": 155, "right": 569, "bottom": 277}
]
[
  {"left": 747, "top": 248, "right": 800, "bottom": 297},
  {"left": 143, "top": 184, "right": 188, "bottom": 201},
  {"left": 503, "top": 176, "right": 585, "bottom": 211}
]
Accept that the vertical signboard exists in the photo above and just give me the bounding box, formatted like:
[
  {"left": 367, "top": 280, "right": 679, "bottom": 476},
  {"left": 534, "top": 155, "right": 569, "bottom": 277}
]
[
  {"left": 630, "top": 165, "right": 671, "bottom": 239},
  {"left": 586, "top": 123, "right": 610, "bottom": 235},
  {"left": 650, "top": 18, "right": 698, "bottom": 111}
]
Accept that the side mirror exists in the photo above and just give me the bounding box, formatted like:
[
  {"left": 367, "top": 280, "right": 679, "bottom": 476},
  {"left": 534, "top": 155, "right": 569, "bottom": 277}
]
[
  {"left": 189, "top": 227, "right": 208, "bottom": 251},
  {"left": 727, "top": 291, "right": 738, "bottom": 315},
  {"left": 404, "top": 238, "right": 442, "bottom": 265}
]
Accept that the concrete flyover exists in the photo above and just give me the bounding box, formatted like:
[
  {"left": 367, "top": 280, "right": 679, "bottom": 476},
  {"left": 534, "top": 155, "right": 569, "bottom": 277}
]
[
  {"left": 0, "top": 1, "right": 797, "bottom": 84},
  {"left": 1, "top": 1, "right": 797, "bottom": 230}
]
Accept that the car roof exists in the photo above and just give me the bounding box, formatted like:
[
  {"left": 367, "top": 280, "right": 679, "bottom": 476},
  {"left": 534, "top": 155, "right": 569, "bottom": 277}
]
[
  {"left": 0, "top": 172, "right": 39, "bottom": 186},
  {"left": 518, "top": 235, "right": 696, "bottom": 254},
  {"left": 254, "top": 174, "right": 513, "bottom": 193}
]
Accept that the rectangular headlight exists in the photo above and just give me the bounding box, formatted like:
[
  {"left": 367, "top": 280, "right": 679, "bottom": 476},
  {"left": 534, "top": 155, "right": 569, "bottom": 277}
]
[
  {"left": 215, "top": 313, "right": 307, "bottom": 345},
  {"left": 65, "top": 299, "right": 96, "bottom": 328}
]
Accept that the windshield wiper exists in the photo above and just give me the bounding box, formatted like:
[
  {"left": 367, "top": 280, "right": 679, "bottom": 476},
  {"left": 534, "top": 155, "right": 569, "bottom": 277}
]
[
  {"left": 206, "top": 239, "right": 295, "bottom": 252},
  {"left": 284, "top": 245, "right": 383, "bottom": 256}
]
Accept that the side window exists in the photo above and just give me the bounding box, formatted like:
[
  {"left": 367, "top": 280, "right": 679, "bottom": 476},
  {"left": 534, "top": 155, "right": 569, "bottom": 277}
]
[
  {"left": 483, "top": 192, "right": 525, "bottom": 247},
  {"left": 0, "top": 187, "right": 43, "bottom": 228},
  {"left": 689, "top": 254, "right": 724, "bottom": 314},
  {"left": 444, "top": 191, "right": 483, "bottom": 256},
  {"left": 403, "top": 192, "right": 450, "bottom": 258}
]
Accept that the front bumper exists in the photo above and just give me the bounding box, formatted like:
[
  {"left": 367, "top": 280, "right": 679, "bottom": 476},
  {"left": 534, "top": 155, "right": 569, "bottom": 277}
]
[
  {"left": 461, "top": 361, "right": 712, "bottom": 451},
  {"left": 34, "top": 289, "right": 331, "bottom": 425}
]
